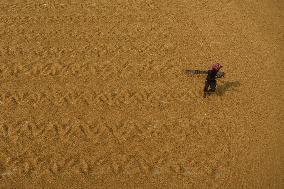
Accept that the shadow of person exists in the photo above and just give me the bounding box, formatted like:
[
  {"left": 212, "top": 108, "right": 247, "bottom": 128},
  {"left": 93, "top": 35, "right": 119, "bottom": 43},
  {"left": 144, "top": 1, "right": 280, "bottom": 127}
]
[{"left": 216, "top": 81, "right": 240, "bottom": 96}]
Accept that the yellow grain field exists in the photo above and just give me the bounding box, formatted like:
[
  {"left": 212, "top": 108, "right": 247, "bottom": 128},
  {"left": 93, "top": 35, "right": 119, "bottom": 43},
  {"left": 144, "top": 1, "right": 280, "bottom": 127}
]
[{"left": 0, "top": 0, "right": 283, "bottom": 188}]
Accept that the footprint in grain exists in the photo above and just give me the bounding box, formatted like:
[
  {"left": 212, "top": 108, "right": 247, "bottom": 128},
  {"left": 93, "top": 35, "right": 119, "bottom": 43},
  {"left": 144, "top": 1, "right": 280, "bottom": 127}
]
[
  {"left": 0, "top": 162, "right": 5, "bottom": 176},
  {"left": 79, "top": 159, "right": 89, "bottom": 174},
  {"left": 0, "top": 162, "right": 13, "bottom": 177}
]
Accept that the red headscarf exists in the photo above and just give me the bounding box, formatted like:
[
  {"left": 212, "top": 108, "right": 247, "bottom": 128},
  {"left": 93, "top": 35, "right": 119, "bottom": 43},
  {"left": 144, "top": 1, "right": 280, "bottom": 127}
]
[{"left": 211, "top": 63, "right": 223, "bottom": 71}]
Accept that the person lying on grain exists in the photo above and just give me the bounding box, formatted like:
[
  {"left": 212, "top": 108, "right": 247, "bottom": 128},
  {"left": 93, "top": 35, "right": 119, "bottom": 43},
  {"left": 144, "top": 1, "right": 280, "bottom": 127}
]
[{"left": 203, "top": 63, "right": 223, "bottom": 98}]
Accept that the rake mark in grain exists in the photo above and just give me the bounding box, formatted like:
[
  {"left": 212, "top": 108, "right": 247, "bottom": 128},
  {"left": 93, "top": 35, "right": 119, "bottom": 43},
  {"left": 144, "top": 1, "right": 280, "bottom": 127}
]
[
  {"left": 0, "top": 54, "right": 181, "bottom": 80},
  {"left": 0, "top": 113, "right": 232, "bottom": 179},
  {"left": 0, "top": 88, "right": 199, "bottom": 107}
]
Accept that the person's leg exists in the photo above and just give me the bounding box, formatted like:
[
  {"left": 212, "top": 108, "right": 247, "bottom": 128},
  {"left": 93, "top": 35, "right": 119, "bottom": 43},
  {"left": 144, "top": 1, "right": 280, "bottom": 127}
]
[
  {"left": 204, "top": 80, "right": 209, "bottom": 97},
  {"left": 209, "top": 80, "right": 217, "bottom": 92}
]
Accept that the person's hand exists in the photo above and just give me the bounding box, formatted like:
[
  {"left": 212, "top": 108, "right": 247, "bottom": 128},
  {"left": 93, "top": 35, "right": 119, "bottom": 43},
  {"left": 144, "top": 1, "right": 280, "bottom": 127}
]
[{"left": 216, "top": 72, "right": 225, "bottom": 78}]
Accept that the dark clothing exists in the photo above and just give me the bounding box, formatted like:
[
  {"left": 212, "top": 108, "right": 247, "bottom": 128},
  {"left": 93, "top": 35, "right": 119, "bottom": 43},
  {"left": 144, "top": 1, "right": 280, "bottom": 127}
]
[
  {"left": 206, "top": 70, "right": 218, "bottom": 81},
  {"left": 204, "top": 80, "right": 216, "bottom": 92},
  {"left": 204, "top": 70, "right": 218, "bottom": 92}
]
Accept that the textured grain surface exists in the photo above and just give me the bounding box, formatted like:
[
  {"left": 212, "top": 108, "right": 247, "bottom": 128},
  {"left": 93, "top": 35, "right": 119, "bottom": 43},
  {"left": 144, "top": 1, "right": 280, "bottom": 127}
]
[{"left": 0, "top": 0, "right": 283, "bottom": 188}]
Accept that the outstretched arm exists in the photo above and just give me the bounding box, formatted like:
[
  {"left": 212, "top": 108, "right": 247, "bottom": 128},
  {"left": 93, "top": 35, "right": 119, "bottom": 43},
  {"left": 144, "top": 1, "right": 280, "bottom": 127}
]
[{"left": 216, "top": 72, "right": 225, "bottom": 78}]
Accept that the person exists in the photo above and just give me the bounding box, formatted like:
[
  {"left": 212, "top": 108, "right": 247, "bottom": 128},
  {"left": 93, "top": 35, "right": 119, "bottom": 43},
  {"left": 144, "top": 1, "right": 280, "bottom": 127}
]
[{"left": 203, "top": 63, "right": 223, "bottom": 98}]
